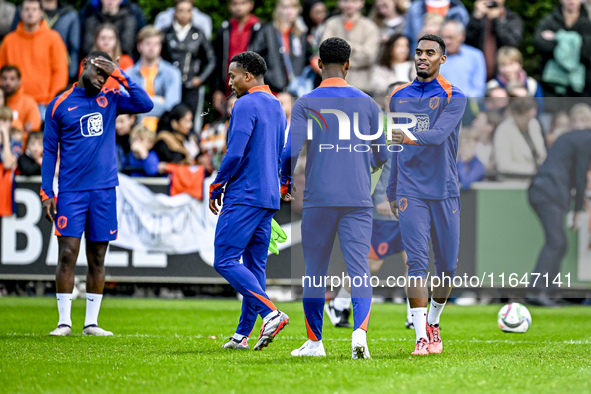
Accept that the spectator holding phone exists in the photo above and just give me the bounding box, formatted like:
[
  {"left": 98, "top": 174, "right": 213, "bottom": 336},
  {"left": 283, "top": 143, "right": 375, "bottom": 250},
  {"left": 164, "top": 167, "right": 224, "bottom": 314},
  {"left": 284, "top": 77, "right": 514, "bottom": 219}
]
[{"left": 465, "top": 0, "right": 523, "bottom": 81}]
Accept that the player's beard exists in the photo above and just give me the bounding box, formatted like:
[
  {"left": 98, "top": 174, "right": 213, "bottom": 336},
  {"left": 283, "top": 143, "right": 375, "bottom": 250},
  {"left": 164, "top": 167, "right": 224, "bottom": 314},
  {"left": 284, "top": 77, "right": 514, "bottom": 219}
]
[{"left": 417, "top": 70, "right": 429, "bottom": 79}]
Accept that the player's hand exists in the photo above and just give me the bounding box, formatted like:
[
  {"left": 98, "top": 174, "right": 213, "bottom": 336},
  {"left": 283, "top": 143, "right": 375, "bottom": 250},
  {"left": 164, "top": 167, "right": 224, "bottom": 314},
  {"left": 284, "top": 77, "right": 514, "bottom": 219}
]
[
  {"left": 209, "top": 196, "right": 222, "bottom": 215},
  {"left": 388, "top": 130, "right": 404, "bottom": 145},
  {"left": 281, "top": 193, "right": 294, "bottom": 202},
  {"left": 377, "top": 200, "right": 393, "bottom": 218},
  {"left": 571, "top": 211, "right": 581, "bottom": 230},
  {"left": 91, "top": 56, "right": 118, "bottom": 76},
  {"left": 43, "top": 198, "right": 57, "bottom": 222},
  {"left": 390, "top": 200, "right": 399, "bottom": 219}
]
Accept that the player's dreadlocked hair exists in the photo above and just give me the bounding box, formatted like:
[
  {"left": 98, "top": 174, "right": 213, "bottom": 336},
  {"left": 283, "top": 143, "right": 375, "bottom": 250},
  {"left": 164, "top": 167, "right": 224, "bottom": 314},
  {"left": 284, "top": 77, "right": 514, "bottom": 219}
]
[
  {"left": 230, "top": 51, "right": 267, "bottom": 78},
  {"left": 319, "top": 37, "right": 351, "bottom": 65},
  {"left": 417, "top": 34, "right": 446, "bottom": 55},
  {"left": 86, "top": 50, "right": 113, "bottom": 62}
]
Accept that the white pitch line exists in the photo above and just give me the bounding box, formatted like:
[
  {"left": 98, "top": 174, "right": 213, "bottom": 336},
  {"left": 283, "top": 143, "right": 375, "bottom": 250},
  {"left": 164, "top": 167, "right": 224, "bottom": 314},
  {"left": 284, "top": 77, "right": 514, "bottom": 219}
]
[{"left": 3, "top": 333, "right": 591, "bottom": 345}]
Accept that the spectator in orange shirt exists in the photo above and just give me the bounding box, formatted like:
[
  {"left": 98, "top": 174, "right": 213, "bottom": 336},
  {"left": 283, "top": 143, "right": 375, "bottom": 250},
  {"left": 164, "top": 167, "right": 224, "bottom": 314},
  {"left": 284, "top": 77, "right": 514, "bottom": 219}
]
[
  {"left": 1, "top": 65, "right": 41, "bottom": 133},
  {"left": 0, "top": 0, "right": 68, "bottom": 121},
  {"left": 79, "top": 23, "right": 135, "bottom": 91}
]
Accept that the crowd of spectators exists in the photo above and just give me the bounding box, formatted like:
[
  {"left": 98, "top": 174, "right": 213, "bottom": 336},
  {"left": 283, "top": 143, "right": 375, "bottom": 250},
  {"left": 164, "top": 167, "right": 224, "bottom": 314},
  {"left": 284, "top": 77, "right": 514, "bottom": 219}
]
[{"left": 0, "top": 0, "right": 591, "bottom": 202}]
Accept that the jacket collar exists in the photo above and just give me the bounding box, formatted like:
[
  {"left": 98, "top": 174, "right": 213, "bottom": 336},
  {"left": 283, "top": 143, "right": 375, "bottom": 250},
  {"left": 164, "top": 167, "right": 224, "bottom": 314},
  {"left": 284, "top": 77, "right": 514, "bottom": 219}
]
[
  {"left": 247, "top": 85, "right": 273, "bottom": 95},
  {"left": 318, "top": 77, "right": 349, "bottom": 88}
]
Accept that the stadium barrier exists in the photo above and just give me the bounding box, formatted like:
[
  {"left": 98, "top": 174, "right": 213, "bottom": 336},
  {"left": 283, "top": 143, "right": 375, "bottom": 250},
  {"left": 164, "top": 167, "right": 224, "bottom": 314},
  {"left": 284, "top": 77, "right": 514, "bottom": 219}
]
[{"left": 0, "top": 176, "right": 589, "bottom": 292}]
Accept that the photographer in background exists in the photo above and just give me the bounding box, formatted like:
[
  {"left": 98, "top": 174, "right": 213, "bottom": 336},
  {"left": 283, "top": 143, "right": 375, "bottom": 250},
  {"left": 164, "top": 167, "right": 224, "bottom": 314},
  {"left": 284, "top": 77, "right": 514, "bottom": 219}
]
[{"left": 465, "top": 0, "right": 523, "bottom": 81}]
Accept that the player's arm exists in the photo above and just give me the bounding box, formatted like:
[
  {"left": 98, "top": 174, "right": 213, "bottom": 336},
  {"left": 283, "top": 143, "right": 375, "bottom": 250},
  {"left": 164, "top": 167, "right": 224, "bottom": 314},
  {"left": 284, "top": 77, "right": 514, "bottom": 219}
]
[
  {"left": 92, "top": 57, "right": 154, "bottom": 114},
  {"left": 369, "top": 98, "right": 388, "bottom": 169},
  {"left": 279, "top": 99, "right": 307, "bottom": 199},
  {"left": 402, "top": 93, "right": 467, "bottom": 146},
  {"left": 209, "top": 101, "right": 254, "bottom": 214},
  {"left": 40, "top": 105, "right": 59, "bottom": 222},
  {"left": 572, "top": 140, "right": 591, "bottom": 229},
  {"left": 386, "top": 150, "right": 399, "bottom": 219}
]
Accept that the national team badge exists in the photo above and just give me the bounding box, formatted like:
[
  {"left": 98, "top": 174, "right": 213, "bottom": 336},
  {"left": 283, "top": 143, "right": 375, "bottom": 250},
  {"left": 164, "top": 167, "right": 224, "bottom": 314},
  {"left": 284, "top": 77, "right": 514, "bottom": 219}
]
[
  {"left": 57, "top": 216, "right": 67, "bottom": 229},
  {"left": 399, "top": 197, "right": 408, "bottom": 213},
  {"left": 429, "top": 97, "right": 440, "bottom": 109},
  {"left": 96, "top": 96, "right": 108, "bottom": 108}
]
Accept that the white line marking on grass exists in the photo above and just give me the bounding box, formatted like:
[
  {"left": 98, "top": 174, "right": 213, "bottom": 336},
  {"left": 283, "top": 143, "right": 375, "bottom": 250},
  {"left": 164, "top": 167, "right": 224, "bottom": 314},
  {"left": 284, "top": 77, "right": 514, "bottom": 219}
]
[{"left": 3, "top": 333, "right": 591, "bottom": 345}]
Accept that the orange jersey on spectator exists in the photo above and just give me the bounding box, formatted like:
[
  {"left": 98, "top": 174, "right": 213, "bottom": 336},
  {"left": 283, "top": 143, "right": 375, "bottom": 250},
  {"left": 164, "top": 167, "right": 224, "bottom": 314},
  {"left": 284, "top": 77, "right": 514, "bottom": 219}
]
[
  {"left": 78, "top": 54, "right": 134, "bottom": 91},
  {"left": 0, "top": 20, "right": 68, "bottom": 105},
  {"left": 7, "top": 87, "right": 41, "bottom": 132}
]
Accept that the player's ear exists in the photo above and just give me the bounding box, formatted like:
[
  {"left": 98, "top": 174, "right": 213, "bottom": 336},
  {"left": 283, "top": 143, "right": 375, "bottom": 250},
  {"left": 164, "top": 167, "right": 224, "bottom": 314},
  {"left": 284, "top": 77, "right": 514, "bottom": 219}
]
[
  {"left": 344, "top": 59, "right": 350, "bottom": 71},
  {"left": 440, "top": 54, "right": 446, "bottom": 65},
  {"left": 317, "top": 58, "right": 323, "bottom": 70}
]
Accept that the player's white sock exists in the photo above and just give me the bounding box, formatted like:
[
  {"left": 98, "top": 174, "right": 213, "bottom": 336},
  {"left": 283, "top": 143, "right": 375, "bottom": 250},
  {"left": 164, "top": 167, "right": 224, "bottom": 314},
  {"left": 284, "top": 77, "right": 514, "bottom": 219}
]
[
  {"left": 411, "top": 307, "right": 428, "bottom": 342},
  {"left": 84, "top": 293, "right": 103, "bottom": 327},
  {"left": 56, "top": 293, "right": 73, "bottom": 327},
  {"left": 406, "top": 299, "right": 412, "bottom": 322},
  {"left": 427, "top": 299, "right": 446, "bottom": 326},
  {"left": 263, "top": 310, "right": 279, "bottom": 323},
  {"left": 233, "top": 333, "right": 246, "bottom": 341},
  {"left": 334, "top": 288, "right": 351, "bottom": 311}
]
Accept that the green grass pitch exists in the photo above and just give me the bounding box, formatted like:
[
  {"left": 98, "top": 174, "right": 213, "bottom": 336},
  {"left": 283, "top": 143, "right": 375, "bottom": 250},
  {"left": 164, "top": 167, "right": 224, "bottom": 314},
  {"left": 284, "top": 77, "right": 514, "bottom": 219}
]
[{"left": 1, "top": 297, "right": 590, "bottom": 393}]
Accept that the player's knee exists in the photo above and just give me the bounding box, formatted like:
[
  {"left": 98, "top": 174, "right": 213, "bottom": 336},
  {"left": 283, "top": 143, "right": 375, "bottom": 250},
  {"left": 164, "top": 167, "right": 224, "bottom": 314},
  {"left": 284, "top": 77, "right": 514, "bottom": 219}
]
[{"left": 59, "top": 246, "right": 78, "bottom": 267}]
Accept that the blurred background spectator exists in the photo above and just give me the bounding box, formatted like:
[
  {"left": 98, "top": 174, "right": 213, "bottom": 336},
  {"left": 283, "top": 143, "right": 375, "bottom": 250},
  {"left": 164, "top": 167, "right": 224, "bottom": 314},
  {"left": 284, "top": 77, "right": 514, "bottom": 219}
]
[
  {"left": 126, "top": 25, "right": 182, "bottom": 131},
  {"left": 212, "top": 0, "right": 262, "bottom": 116},
  {"left": 371, "top": 33, "right": 415, "bottom": 97},
  {"left": 0, "top": 0, "right": 16, "bottom": 41},
  {"left": 79, "top": 0, "right": 146, "bottom": 57},
  {"left": 494, "top": 98, "right": 546, "bottom": 180},
  {"left": 154, "top": 0, "right": 212, "bottom": 39},
  {"left": 17, "top": 130, "right": 42, "bottom": 176},
  {"left": 486, "top": 47, "right": 543, "bottom": 111},
  {"left": 471, "top": 109, "right": 502, "bottom": 172},
  {"left": 161, "top": 0, "right": 216, "bottom": 133},
  {"left": 457, "top": 127, "right": 485, "bottom": 189},
  {"left": 115, "top": 113, "right": 137, "bottom": 170},
  {"left": 153, "top": 103, "right": 198, "bottom": 165},
  {"left": 370, "top": 0, "right": 408, "bottom": 42},
  {"left": 125, "top": 124, "right": 160, "bottom": 177},
  {"left": 440, "top": 19, "right": 486, "bottom": 98},
  {"left": 303, "top": 0, "right": 328, "bottom": 53},
  {"left": 252, "top": 0, "right": 309, "bottom": 94},
  {"left": 569, "top": 102, "right": 591, "bottom": 131},
  {"left": 403, "top": 0, "right": 469, "bottom": 52},
  {"left": 11, "top": 0, "right": 80, "bottom": 83},
  {"left": 200, "top": 95, "right": 236, "bottom": 171},
  {"left": 545, "top": 111, "right": 571, "bottom": 148},
  {"left": 0, "top": 0, "right": 68, "bottom": 121},
  {"left": 418, "top": 11, "right": 445, "bottom": 36},
  {"left": 465, "top": 0, "right": 523, "bottom": 80},
  {"left": 82, "top": 0, "right": 138, "bottom": 58},
  {"left": 1, "top": 65, "right": 41, "bottom": 133},
  {"left": 0, "top": 105, "right": 19, "bottom": 217},
  {"left": 321, "top": 0, "right": 380, "bottom": 94},
  {"left": 535, "top": 0, "right": 591, "bottom": 97},
  {"left": 81, "top": 23, "right": 135, "bottom": 90}
]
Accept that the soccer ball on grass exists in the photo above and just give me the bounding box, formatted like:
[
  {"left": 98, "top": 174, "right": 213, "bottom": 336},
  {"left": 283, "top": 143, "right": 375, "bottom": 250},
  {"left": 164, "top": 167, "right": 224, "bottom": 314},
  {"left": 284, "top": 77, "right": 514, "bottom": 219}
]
[{"left": 497, "top": 302, "right": 531, "bottom": 333}]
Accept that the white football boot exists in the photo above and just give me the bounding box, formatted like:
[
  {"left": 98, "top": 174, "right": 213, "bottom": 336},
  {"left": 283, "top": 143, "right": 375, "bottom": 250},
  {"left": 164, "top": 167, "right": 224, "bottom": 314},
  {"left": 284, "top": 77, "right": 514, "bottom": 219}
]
[
  {"left": 49, "top": 325, "right": 72, "bottom": 336},
  {"left": 291, "top": 340, "right": 326, "bottom": 357},
  {"left": 82, "top": 325, "right": 113, "bottom": 336},
  {"left": 351, "top": 328, "right": 370, "bottom": 359}
]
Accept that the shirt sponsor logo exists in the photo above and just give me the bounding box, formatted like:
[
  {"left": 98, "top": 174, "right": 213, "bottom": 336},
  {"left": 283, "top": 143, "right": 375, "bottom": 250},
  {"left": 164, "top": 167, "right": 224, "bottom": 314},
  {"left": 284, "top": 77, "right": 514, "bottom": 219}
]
[{"left": 80, "top": 112, "right": 104, "bottom": 137}]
